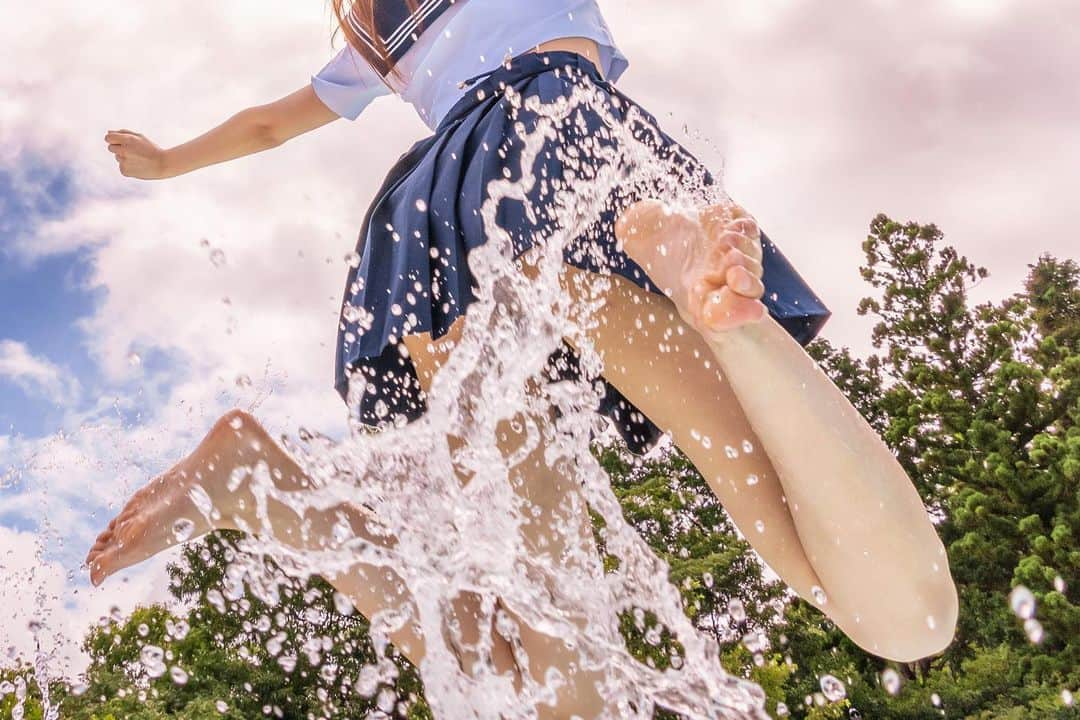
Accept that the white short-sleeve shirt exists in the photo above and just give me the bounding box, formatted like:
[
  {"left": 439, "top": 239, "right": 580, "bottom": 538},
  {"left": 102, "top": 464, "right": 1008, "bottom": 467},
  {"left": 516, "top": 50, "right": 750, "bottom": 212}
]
[{"left": 310, "top": 0, "right": 629, "bottom": 131}]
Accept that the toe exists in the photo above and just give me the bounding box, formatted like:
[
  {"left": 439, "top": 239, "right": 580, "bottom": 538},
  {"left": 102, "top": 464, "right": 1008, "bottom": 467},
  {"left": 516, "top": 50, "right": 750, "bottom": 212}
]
[
  {"left": 707, "top": 228, "right": 762, "bottom": 263},
  {"left": 726, "top": 265, "right": 765, "bottom": 299},
  {"left": 703, "top": 287, "right": 767, "bottom": 331},
  {"left": 89, "top": 551, "right": 114, "bottom": 587}
]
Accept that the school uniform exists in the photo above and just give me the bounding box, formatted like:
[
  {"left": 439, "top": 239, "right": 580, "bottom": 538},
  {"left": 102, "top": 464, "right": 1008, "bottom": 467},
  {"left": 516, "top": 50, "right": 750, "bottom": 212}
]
[{"left": 312, "top": 0, "right": 831, "bottom": 455}]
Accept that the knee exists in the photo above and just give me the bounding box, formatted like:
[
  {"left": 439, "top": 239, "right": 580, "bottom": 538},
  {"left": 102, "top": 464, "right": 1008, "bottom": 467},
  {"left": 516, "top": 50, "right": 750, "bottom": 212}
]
[
  {"left": 211, "top": 408, "right": 257, "bottom": 438},
  {"left": 904, "top": 574, "right": 960, "bottom": 660},
  {"left": 844, "top": 573, "right": 960, "bottom": 662}
]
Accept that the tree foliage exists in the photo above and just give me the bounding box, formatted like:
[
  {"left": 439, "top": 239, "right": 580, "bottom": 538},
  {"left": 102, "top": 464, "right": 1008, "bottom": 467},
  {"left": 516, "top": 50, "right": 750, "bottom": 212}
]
[{"left": 1, "top": 214, "right": 1076, "bottom": 719}]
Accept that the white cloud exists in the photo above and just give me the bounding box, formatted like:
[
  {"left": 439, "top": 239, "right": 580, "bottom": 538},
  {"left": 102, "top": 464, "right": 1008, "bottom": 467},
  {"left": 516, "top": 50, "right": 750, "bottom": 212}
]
[
  {"left": 2, "top": 0, "right": 1078, "bottom": 681},
  {"left": 0, "top": 524, "right": 175, "bottom": 676},
  {"left": 0, "top": 340, "right": 79, "bottom": 405}
]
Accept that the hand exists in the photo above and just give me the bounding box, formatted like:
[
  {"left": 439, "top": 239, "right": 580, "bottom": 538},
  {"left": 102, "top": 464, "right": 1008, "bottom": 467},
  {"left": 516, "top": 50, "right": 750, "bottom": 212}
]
[{"left": 104, "top": 129, "right": 173, "bottom": 180}]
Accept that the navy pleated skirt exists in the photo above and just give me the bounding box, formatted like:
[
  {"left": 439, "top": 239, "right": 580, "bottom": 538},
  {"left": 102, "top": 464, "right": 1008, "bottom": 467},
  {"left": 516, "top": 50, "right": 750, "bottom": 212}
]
[{"left": 335, "top": 50, "right": 830, "bottom": 455}]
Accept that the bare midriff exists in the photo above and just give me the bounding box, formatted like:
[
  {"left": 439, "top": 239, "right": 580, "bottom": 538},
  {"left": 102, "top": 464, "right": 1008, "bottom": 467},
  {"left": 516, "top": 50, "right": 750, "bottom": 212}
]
[{"left": 531, "top": 37, "right": 605, "bottom": 80}]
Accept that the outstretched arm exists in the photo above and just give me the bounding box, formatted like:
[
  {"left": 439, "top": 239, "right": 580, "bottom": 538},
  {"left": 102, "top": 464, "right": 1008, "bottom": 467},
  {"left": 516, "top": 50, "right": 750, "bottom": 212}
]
[{"left": 104, "top": 85, "right": 339, "bottom": 179}]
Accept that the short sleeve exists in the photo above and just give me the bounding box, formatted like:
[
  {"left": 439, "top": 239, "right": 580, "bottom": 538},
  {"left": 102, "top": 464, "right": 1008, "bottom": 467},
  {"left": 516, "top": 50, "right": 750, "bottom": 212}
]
[{"left": 311, "top": 44, "right": 392, "bottom": 120}]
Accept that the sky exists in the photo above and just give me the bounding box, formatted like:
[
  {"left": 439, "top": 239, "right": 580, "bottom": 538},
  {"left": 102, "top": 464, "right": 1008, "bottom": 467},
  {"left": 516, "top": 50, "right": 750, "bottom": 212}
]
[{"left": 2, "top": 0, "right": 1078, "bottom": 677}]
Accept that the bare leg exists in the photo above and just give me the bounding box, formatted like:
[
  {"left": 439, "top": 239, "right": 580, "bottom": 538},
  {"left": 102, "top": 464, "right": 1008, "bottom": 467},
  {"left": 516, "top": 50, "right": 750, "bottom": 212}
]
[
  {"left": 87, "top": 322, "right": 608, "bottom": 717},
  {"left": 85, "top": 409, "right": 438, "bottom": 662},
  {"left": 569, "top": 199, "right": 957, "bottom": 660}
]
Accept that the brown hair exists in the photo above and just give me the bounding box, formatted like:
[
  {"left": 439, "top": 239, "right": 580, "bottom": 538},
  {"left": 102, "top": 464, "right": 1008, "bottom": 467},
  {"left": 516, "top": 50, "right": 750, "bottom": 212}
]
[{"left": 331, "top": 0, "right": 419, "bottom": 82}]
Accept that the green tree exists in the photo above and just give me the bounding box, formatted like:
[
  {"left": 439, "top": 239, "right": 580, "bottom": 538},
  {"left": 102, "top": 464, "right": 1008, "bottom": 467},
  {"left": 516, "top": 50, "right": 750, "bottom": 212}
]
[
  {"left": 776, "top": 217, "right": 1079, "bottom": 718},
  {"left": 56, "top": 532, "right": 430, "bottom": 720},
  {"left": 4, "top": 214, "right": 1077, "bottom": 720}
]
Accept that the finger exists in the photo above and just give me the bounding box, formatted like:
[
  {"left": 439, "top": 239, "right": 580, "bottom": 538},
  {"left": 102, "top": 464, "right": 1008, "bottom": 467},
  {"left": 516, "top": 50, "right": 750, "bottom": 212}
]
[{"left": 726, "top": 264, "right": 765, "bottom": 299}]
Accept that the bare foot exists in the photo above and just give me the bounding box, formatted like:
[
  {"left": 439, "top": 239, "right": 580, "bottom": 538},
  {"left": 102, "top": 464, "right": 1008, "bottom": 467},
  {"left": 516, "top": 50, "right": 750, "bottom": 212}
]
[
  {"left": 615, "top": 199, "right": 767, "bottom": 337},
  {"left": 85, "top": 464, "right": 220, "bottom": 586},
  {"left": 85, "top": 410, "right": 261, "bottom": 586}
]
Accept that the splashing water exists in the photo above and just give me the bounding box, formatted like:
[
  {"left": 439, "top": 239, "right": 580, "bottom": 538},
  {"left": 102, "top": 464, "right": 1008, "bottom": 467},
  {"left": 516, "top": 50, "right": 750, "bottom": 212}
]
[
  {"left": 3, "top": 73, "right": 776, "bottom": 719},
  {"left": 195, "top": 74, "right": 774, "bottom": 718}
]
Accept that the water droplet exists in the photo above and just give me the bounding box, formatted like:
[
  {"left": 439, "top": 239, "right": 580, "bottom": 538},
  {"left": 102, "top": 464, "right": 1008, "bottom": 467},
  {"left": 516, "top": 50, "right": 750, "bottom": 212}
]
[
  {"left": 171, "top": 619, "right": 190, "bottom": 640},
  {"left": 1062, "top": 689, "right": 1074, "bottom": 707},
  {"left": 137, "top": 623, "right": 149, "bottom": 637},
  {"left": 344, "top": 251, "right": 361, "bottom": 268},
  {"left": 235, "top": 374, "right": 252, "bottom": 388},
  {"left": 1053, "top": 575, "right": 1066, "bottom": 593},
  {"left": 811, "top": 586, "right": 828, "bottom": 605},
  {"left": 926, "top": 615, "right": 936, "bottom": 630},
  {"left": 724, "top": 445, "right": 738, "bottom": 459},
  {"left": 172, "top": 518, "right": 195, "bottom": 542},
  {"left": 702, "top": 572, "right": 713, "bottom": 588},
  {"left": 742, "top": 630, "right": 767, "bottom": 653},
  {"left": 881, "top": 668, "right": 901, "bottom": 695},
  {"left": 278, "top": 654, "right": 297, "bottom": 673},
  {"left": 215, "top": 699, "right": 229, "bottom": 713},
  {"left": 206, "top": 589, "right": 226, "bottom": 613},
  {"left": 754, "top": 519, "right": 765, "bottom": 533},
  {"left": 1024, "top": 618, "right": 1044, "bottom": 644},
  {"left": 267, "top": 633, "right": 286, "bottom": 657},
  {"left": 210, "top": 248, "right": 226, "bottom": 267},
  {"left": 819, "top": 674, "right": 846, "bottom": 702},
  {"left": 140, "top": 645, "right": 166, "bottom": 678},
  {"left": 931, "top": 692, "right": 941, "bottom": 707},
  {"left": 229, "top": 415, "right": 244, "bottom": 430},
  {"left": 188, "top": 485, "right": 214, "bottom": 518},
  {"left": 745, "top": 473, "right": 759, "bottom": 486},
  {"left": 1009, "top": 585, "right": 1036, "bottom": 619},
  {"left": 775, "top": 702, "right": 789, "bottom": 716},
  {"left": 333, "top": 592, "right": 355, "bottom": 616},
  {"left": 415, "top": 199, "right": 428, "bottom": 212},
  {"left": 127, "top": 351, "right": 142, "bottom": 366},
  {"left": 227, "top": 466, "right": 249, "bottom": 493},
  {"left": 727, "top": 598, "right": 746, "bottom": 623},
  {"left": 170, "top": 665, "right": 189, "bottom": 685},
  {"left": 741, "top": 439, "right": 754, "bottom": 453}
]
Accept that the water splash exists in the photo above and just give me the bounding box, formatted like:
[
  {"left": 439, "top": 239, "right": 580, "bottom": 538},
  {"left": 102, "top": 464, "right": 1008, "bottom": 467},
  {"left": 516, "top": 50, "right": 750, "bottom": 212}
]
[
  {"left": 199, "top": 73, "right": 772, "bottom": 718},
  {"left": 2, "top": 70, "right": 772, "bottom": 719}
]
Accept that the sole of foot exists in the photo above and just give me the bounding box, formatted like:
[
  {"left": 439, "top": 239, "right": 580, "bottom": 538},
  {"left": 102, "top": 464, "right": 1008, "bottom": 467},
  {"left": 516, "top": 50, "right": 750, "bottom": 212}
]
[
  {"left": 86, "top": 468, "right": 214, "bottom": 587},
  {"left": 615, "top": 199, "right": 768, "bottom": 338}
]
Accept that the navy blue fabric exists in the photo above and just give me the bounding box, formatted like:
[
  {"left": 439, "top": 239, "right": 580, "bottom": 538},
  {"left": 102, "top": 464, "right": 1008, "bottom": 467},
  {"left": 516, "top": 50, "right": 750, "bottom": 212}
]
[
  {"left": 335, "top": 50, "right": 831, "bottom": 454},
  {"left": 365, "top": 0, "right": 458, "bottom": 75}
]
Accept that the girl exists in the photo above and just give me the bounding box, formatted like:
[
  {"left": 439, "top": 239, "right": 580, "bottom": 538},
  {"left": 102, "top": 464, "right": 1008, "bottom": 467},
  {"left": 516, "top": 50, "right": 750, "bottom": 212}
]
[{"left": 89, "top": 1, "right": 958, "bottom": 715}]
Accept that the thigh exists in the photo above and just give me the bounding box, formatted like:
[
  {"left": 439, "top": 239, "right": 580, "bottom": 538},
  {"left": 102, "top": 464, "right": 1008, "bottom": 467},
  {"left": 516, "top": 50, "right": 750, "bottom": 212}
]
[
  {"left": 558, "top": 262, "right": 830, "bottom": 604},
  {"left": 402, "top": 315, "right": 469, "bottom": 395},
  {"left": 400, "top": 285, "right": 594, "bottom": 563}
]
